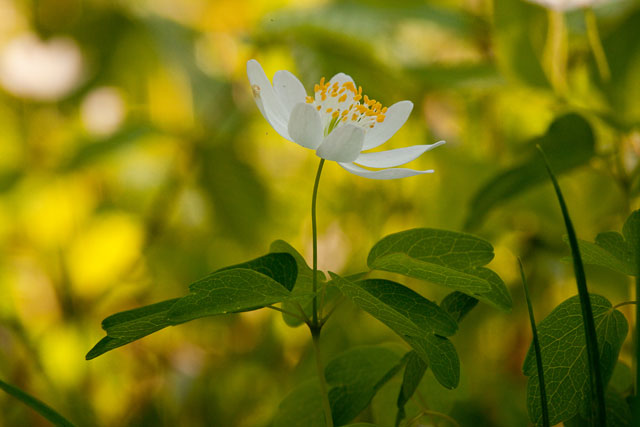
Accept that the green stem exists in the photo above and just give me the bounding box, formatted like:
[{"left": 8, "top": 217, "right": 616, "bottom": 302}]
[
  {"left": 311, "top": 158, "right": 325, "bottom": 327},
  {"left": 519, "top": 258, "right": 550, "bottom": 427},
  {"left": 537, "top": 146, "right": 606, "bottom": 426},
  {"left": 311, "top": 328, "right": 333, "bottom": 427},
  {"left": 612, "top": 301, "right": 639, "bottom": 310},
  {"left": 584, "top": 8, "right": 610, "bottom": 82},
  {"left": 309, "top": 158, "right": 332, "bottom": 426},
  {"left": 545, "top": 9, "right": 567, "bottom": 94},
  {"left": 634, "top": 275, "right": 640, "bottom": 422}
]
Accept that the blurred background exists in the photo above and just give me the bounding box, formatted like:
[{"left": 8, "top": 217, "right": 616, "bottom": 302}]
[{"left": 0, "top": 0, "right": 638, "bottom": 425}]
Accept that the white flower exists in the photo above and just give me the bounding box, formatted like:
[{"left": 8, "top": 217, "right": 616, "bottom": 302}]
[
  {"left": 246, "top": 59, "right": 444, "bottom": 180},
  {"left": 525, "top": 0, "right": 604, "bottom": 11}
]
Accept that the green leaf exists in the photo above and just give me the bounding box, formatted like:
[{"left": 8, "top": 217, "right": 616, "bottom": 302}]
[
  {"left": 395, "top": 351, "right": 428, "bottom": 427},
  {"left": 331, "top": 274, "right": 459, "bottom": 389},
  {"left": 326, "top": 346, "right": 405, "bottom": 425},
  {"left": 465, "top": 113, "right": 595, "bottom": 230},
  {"left": 0, "top": 378, "right": 76, "bottom": 427},
  {"left": 270, "top": 240, "right": 326, "bottom": 326},
  {"left": 439, "top": 291, "right": 478, "bottom": 322},
  {"left": 273, "top": 380, "right": 325, "bottom": 427},
  {"left": 492, "top": 0, "right": 548, "bottom": 87},
  {"left": 538, "top": 145, "right": 607, "bottom": 425},
  {"left": 523, "top": 294, "right": 628, "bottom": 426},
  {"left": 86, "top": 298, "right": 181, "bottom": 360},
  {"left": 87, "top": 253, "right": 298, "bottom": 359},
  {"left": 167, "top": 269, "right": 297, "bottom": 323},
  {"left": 368, "top": 228, "right": 512, "bottom": 311},
  {"left": 563, "top": 390, "right": 633, "bottom": 427},
  {"left": 576, "top": 210, "right": 640, "bottom": 276}
]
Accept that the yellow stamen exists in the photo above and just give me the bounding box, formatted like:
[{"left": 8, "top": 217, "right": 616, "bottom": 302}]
[
  {"left": 306, "top": 96, "right": 314, "bottom": 103},
  {"left": 338, "top": 94, "right": 347, "bottom": 103},
  {"left": 332, "top": 110, "right": 339, "bottom": 118},
  {"left": 326, "top": 108, "right": 333, "bottom": 113}
]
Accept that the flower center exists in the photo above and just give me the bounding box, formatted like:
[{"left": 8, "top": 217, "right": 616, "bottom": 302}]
[{"left": 305, "top": 77, "right": 387, "bottom": 136}]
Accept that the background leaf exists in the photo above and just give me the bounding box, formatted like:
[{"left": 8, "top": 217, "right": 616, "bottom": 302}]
[
  {"left": 395, "top": 351, "right": 428, "bottom": 427},
  {"left": 465, "top": 114, "right": 595, "bottom": 230},
  {"left": 325, "top": 346, "right": 405, "bottom": 426},
  {"left": 273, "top": 380, "right": 325, "bottom": 427}
]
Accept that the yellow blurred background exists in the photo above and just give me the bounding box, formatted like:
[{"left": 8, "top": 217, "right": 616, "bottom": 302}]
[{"left": 0, "top": 0, "right": 638, "bottom": 425}]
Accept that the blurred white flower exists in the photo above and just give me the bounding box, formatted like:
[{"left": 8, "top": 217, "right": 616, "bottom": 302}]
[
  {"left": 0, "top": 33, "right": 83, "bottom": 101},
  {"left": 525, "top": 0, "right": 603, "bottom": 11},
  {"left": 81, "top": 87, "right": 125, "bottom": 136},
  {"left": 247, "top": 59, "right": 444, "bottom": 180}
]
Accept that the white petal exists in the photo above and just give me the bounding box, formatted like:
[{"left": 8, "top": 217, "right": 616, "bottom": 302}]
[
  {"left": 338, "top": 162, "right": 434, "bottom": 180},
  {"left": 355, "top": 141, "right": 446, "bottom": 168},
  {"left": 288, "top": 103, "right": 323, "bottom": 150},
  {"left": 362, "top": 100, "right": 413, "bottom": 150},
  {"left": 273, "top": 70, "right": 307, "bottom": 115},
  {"left": 329, "top": 72, "right": 355, "bottom": 86},
  {"left": 246, "top": 59, "right": 291, "bottom": 140},
  {"left": 316, "top": 124, "right": 364, "bottom": 162}
]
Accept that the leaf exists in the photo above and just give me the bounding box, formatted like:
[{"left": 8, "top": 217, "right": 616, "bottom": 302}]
[
  {"left": 523, "top": 294, "right": 628, "bottom": 426},
  {"left": 273, "top": 380, "right": 325, "bottom": 427},
  {"left": 0, "top": 378, "right": 76, "bottom": 427},
  {"left": 576, "top": 210, "right": 640, "bottom": 276},
  {"left": 86, "top": 298, "right": 181, "bottom": 360},
  {"left": 270, "top": 240, "right": 326, "bottom": 326},
  {"left": 563, "top": 390, "right": 633, "bottom": 427},
  {"left": 439, "top": 291, "right": 478, "bottom": 322},
  {"left": 465, "top": 113, "right": 595, "bottom": 230},
  {"left": 492, "top": 0, "right": 548, "bottom": 87},
  {"left": 368, "top": 228, "right": 512, "bottom": 311},
  {"left": 331, "top": 274, "right": 459, "bottom": 389},
  {"left": 538, "top": 145, "right": 607, "bottom": 425},
  {"left": 325, "top": 346, "right": 405, "bottom": 425},
  {"left": 395, "top": 351, "right": 428, "bottom": 427},
  {"left": 87, "top": 253, "right": 298, "bottom": 359}
]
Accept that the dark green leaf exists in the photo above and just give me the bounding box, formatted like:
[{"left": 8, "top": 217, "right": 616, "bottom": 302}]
[
  {"left": 440, "top": 291, "right": 478, "bottom": 322},
  {"left": 395, "top": 351, "right": 428, "bottom": 427},
  {"left": 326, "top": 346, "right": 405, "bottom": 425},
  {"left": 87, "top": 253, "right": 298, "bottom": 358},
  {"left": 465, "top": 114, "right": 595, "bottom": 230},
  {"left": 331, "top": 274, "right": 459, "bottom": 389},
  {"left": 86, "top": 298, "right": 181, "bottom": 360},
  {"left": 492, "top": 0, "right": 548, "bottom": 86},
  {"left": 538, "top": 145, "right": 607, "bottom": 425},
  {"left": 0, "top": 378, "right": 76, "bottom": 427},
  {"left": 273, "top": 380, "right": 325, "bottom": 427},
  {"left": 270, "top": 240, "right": 326, "bottom": 326},
  {"left": 167, "top": 268, "right": 296, "bottom": 323},
  {"left": 523, "top": 295, "right": 628, "bottom": 426},
  {"left": 575, "top": 210, "right": 639, "bottom": 276},
  {"left": 368, "top": 228, "right": 512, "bottom": 311}
]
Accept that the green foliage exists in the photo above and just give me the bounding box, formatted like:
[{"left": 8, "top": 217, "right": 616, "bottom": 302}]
[
  {"left": 273, "top": 381, "right": 326, "bottom": 427},
  {"left": 0, "top": 379, "right": 75, "bottom": 427},
  {"left": 466, "top": 114, "right": 595, "bottom": 229},
  {"left": 523, "top": 295, "right": 628, "bottom": 426},
  {"left": 577, "top": 210, "right": 640, "bottom": 276},
  {"left": 325, "top": 346, "right": 405, "bottom": 426},
  {"left": 492, "top": 0, "right": 547, "bottom": 86},
  {"left": 270, "top": 240, "right": 326, "bottom": 326},
  {"left": 395, "top": 351, "right": 428, "bottom": 427},
  {"left": 439, "top": 291, "right": 478, "bottom": 322},
  {"left": 368, "top": 228, "right": 512, "bottom": 311},
  {"left": 87, "top": 252, "right": 299, "bottom": 359},
  {"left": 330, "top": 274, "right": 459, "bottom": 389}
]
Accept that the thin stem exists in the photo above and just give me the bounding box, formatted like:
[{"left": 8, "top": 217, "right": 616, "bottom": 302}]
[
  {"left": 311, "top": 158, "right": 326, "bottom": 327},
  {"left": 584, "top": 8, "right": 610, "bottom": 82},
  {"left": 545, "top": 9, "right": 568, "bottom": 94},
  {"left": 311, "top": 328, "right": 333, "bottom": 427},
  {"left": 634, "top": 275, "right": 640, "bottom": 422},
  {"left": 265, "top": 305, "right": 309, "bottom": 323},
  {"left": 519, "top": 258, "right": 550, "bottom": 427},
  {"left": 613, "top": 301, "right": 639, "bottom": 310},
  {"left": 320, "top": 296, "right": 345, "bottom": 327}
]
